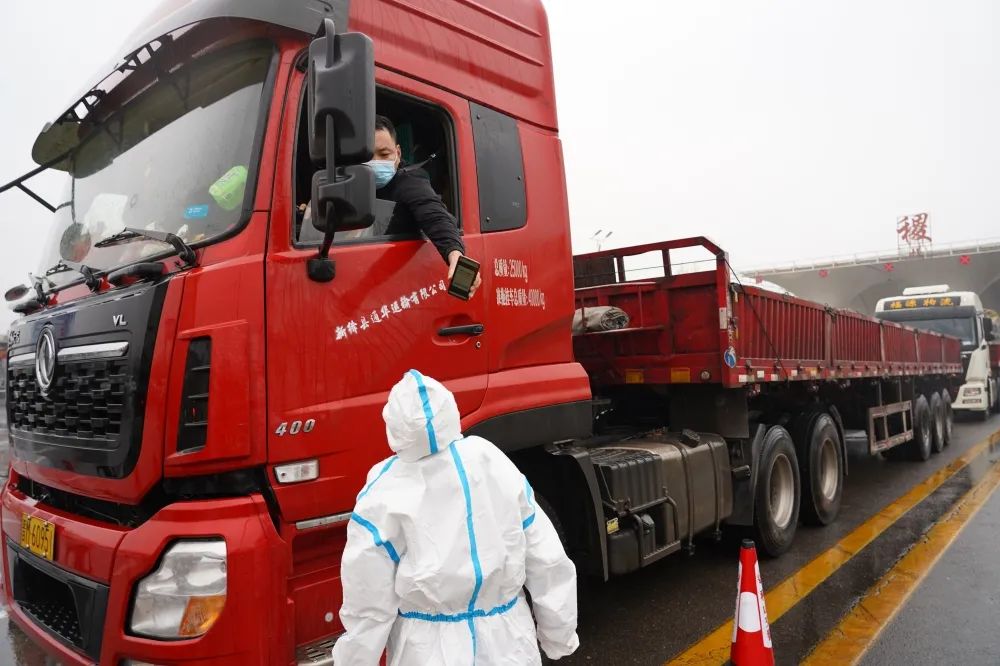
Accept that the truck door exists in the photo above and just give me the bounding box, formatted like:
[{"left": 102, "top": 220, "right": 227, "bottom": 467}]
[{"left": 264, "top": 69, "right": 488, "bottom": 513}]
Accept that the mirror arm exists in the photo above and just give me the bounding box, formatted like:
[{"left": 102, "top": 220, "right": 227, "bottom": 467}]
[
  {"left": 15, "top": 184, "right": 56, "bottom": 213},
  {"left": 32, "top": 279, "right": 46, "bottom": 306},
  {"left": 0, "top": 150, "right": 72, "bottom": 212},
  {"left": 308, "top": 106, "right": 339, "bottom": 282},
  {"left": 320, "top": 114, "right": 339, "bottom": 259}
]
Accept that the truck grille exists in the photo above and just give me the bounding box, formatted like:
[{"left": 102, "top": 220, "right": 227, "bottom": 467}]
[
  {"left": 5, "top": 280, "right": 166, "bottom": 478},
  {"left": 7, "top": 358, "right": 128, "bottom": 443}
]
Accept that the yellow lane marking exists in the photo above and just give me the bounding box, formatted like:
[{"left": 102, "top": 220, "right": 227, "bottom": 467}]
[
  {"left": 668, "top": 429, "right": 1000, "bottom": 666},
  {"left": 803, "top": 452, "right": 1000, "bottom": 664}
]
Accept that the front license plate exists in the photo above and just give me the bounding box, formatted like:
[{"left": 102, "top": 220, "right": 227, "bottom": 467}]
[{"left": 20, "top": 514, "right": 56, "bottom": 561}]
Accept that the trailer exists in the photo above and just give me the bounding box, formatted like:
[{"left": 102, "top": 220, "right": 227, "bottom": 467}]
[{"left": 541, "top": 238, "right": 964, "bottom": 565}]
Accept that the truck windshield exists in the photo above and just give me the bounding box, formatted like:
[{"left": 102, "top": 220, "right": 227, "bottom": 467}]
[
  {"left": 34, "top": 40, "right": 273, "bottom": 289},
  {"left": 904, "top": 317, "right": 978, "bottom": 349}
]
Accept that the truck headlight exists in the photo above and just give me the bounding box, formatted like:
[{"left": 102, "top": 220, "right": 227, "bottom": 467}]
[
  {"left": 130, "top": 540, "right": 227, "bottom": 639},
  {"left": 965, "top": 387, "right": 983, "bottom": 396}
]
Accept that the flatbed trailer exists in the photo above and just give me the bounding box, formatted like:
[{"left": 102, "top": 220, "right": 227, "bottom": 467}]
[
  {"left": 522, "top": 237, "right": 964, "bottom": 570},
  {"left": 573, "top": 238, "right": 962, "bottom": 389}
]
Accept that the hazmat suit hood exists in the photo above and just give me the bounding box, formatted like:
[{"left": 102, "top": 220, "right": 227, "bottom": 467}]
[{"left": 383, "top": 370, "right": 462, "bottom": 462}]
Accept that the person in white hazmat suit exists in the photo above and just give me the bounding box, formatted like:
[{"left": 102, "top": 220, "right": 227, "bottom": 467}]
[{"left": 332, "top": 369, "right": 579, "bottom": 665}]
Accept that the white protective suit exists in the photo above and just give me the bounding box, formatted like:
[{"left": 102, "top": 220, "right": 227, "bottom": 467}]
[{"left": 332, "top": 370, "right": 579, "bottom": 665}]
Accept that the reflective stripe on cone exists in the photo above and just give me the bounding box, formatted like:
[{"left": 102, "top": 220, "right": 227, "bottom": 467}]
[{"left": 731, "top": 539, "right": 775, "bottom": 665}]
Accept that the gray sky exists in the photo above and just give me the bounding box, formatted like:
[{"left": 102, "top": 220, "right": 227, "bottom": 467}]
[{"left": 2, "top": 0, "right": 999, "bottom": 329}]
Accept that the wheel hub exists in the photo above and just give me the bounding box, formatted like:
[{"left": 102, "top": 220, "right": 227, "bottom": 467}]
[{"left": 770, "top": 452, "right": 795, "bottom": 529}]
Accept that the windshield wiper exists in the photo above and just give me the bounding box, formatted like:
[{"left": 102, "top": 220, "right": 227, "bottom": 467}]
[
  {"left": 45, "top": 259, "right": 101, "bottom": 292},
  {"left": 95, "top": 227, "right": 197, "bottom": 267}
]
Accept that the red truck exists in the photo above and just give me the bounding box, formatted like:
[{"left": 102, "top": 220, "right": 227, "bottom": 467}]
[{"left": 0, "top": 1, "right": 963, "bottom": 664}]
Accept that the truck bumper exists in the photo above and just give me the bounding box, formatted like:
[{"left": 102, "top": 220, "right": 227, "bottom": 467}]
[
  {"left": 2, "top": 479, "right": 289, "bottom": 665},
  {"left": 953, "top": 382, "right": 988, "bottom": 412}
]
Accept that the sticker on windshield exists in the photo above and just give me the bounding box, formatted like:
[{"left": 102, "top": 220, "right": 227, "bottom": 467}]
[
  {"left": 209, "top": 165, "right": 248, "bottom": 211},
  {"left": 184, "top": 204, "right": 210, "bottom": 219}
]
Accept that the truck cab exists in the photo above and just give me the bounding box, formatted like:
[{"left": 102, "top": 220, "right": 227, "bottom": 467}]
[
  {"left": 875, "top": 285, "right": 999, "bottom": 418},
  {"left": 1, "top": 1, "right": 590, "bottom": 663}
]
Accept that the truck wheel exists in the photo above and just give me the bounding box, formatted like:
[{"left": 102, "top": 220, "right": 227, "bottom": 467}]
[
  {"left": 909, "top": 395, "right": 933, "bottom": 461},
  {"left": 754, "top": 426, "right": 800, "bottom": 557},
  {"left": 797, "top": 414, "right": 843, "bottom": 526},
  {"left": 941, "top": 389, "right": 954, "bottom": 447},
  {"left": 535, "top": 493, "right": 568, "bottom": 546},
  {"left": 929, "top": 392, "right": 946, "bottom": 454}
]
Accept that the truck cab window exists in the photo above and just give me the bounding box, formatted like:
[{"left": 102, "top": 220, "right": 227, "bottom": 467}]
[{"left": 293, "top": 87, "right": 459, "bottom": 246}]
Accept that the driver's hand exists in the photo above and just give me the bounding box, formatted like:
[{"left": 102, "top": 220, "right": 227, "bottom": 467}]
[{"left": 447, "top": 250, "right": 482, "bottom": 298}]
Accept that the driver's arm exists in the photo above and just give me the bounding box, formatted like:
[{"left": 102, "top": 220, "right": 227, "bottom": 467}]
[{"left": 393, "top": 173, "right": 464, "bottom": 263}]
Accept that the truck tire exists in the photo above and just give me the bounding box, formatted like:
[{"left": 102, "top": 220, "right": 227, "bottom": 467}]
[
  {"left": 534, "top": 493, "right": 568, "bottom": 546},
  {"left": 909, "top": 395, "right": 933, "bottom": 461},
  {"left": 529, "top": 492, "right": 576, "bottom": 666},
  {"left": 929, "top": 392, "right": 946, "bottom": 454},
  {"left": 941, "top": 389, "right": 954, "bottom": 447},
  {"left": 754, "top": 426, "right": 800, "bottom": 557},
  {"left": 796, "top": 413, "right": 843, "bottom": 526}
]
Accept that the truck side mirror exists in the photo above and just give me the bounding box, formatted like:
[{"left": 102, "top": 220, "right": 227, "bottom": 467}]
[
  {"left": 984, "top": 317, "right": 995, "bottom": 341},
  {"left": 307, "top": 18, "right": 376, "bottom": 236},
  {"left": 4, "top": 284, "right": 29, "bottom": 302}
]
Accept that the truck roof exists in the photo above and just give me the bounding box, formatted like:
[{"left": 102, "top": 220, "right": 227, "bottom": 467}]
[{"left": 32, "top": 0, "right": 557, "bottom": 166}]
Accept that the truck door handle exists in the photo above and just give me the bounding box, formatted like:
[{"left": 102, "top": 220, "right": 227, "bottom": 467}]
[{"left": 438, "top": 324, "right": 485, "bottom": 337}]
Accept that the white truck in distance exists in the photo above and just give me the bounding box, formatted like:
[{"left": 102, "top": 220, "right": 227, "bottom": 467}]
[{"left": 875, "top": 285, "right": 999, "bottom": 419}]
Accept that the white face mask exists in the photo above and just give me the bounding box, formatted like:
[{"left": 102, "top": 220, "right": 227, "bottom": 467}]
[{"left": 366, "top": 159, "right": 397, "bottom": 188}]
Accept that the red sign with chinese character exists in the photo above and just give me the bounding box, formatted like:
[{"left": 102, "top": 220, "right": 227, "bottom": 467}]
[{"left": 897, "top": 213, "right": 932, "bottom": 256}]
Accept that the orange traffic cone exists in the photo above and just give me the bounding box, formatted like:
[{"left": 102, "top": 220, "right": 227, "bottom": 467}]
[{"left": 730, "top": 539, "right": 774, "bottom": 666}]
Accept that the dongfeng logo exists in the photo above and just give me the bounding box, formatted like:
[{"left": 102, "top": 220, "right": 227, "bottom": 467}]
[{"left": 35, "top": 327, "right": 57, "bottom": 395}]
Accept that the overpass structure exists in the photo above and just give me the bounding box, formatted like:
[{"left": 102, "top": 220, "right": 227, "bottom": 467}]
[{"left": 741, "top": 238, "right": 1000, "bottom": 315}]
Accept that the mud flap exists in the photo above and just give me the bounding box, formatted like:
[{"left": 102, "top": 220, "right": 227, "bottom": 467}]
[{"left": 728, "top": 423, "right": 767, "bottom": 526}]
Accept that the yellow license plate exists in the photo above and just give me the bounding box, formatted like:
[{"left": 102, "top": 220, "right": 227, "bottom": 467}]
[{"left": 20, "top": 514, "right": 56, "bottom": 561}]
